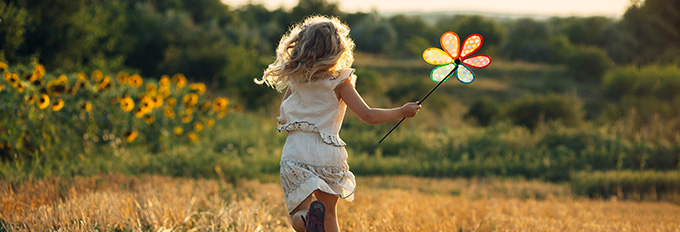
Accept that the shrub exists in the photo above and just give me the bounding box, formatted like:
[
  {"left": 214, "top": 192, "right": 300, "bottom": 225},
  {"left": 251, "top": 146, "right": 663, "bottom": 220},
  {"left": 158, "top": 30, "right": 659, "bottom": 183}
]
[
  {"left": 465, "top": 97, "right": 499, "bottom": 126},
  {"left": 565, "top": 46, "right": 612, "bottom": 82},
  {"left": 503, "top": 93, "right": 584, "bottom": 129}
]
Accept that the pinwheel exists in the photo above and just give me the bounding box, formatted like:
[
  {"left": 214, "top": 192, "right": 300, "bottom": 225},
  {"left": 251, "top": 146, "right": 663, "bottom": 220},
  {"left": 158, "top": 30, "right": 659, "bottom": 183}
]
[{"left": 379, "top": 31, "right": 492, "bottom": 143}]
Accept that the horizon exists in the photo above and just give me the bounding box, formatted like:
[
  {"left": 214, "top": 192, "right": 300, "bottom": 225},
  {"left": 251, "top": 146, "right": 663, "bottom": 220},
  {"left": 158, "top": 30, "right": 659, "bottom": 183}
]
[{"left": 221, "top": 0, "right": 633, "bottom": 17}]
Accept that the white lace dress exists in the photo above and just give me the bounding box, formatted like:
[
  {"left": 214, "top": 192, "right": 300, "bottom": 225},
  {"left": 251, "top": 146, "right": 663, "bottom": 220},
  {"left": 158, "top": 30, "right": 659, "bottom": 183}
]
[{"left": 277, "top": 68, "right": 357, "bottom": 214}]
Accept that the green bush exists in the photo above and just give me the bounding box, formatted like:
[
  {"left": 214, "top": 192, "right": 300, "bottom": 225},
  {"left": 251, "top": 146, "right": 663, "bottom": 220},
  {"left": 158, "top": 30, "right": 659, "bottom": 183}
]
[
  {"left": 465, "top": 97, "right": 500, "bottom": 126},
  {"left": 602, "top": 65, "right": 680, "bottom": 99},
  {"left": 565, "top": 46, "right": 611, "bottom": 82},
  {"left": 571, "top": 170, "right": 680, "bottom": 202},
  {"left": 503, "top": 93, "right": 584, "bottom": 129}
]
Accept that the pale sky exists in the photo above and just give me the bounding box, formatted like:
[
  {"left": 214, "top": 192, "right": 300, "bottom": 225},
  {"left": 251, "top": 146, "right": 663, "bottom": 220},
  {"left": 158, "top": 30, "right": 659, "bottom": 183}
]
[{"left": 221, "top": 0, "right": 632, "bottom": 16}]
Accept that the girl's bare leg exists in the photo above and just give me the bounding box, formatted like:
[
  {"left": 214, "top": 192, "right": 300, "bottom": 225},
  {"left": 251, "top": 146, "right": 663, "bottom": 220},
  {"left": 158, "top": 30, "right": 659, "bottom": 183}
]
[
  {"left": 290, "top": 195, "right": 313, "bottom": 232},
  {"left": 314, "top": 190, "right": 340, "bottom": 232}
]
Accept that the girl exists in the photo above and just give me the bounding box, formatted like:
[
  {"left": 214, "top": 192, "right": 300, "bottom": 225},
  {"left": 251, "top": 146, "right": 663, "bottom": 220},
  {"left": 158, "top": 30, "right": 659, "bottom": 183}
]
[{"left": 255, "top": 15, "right": 421, "bottom": 232}]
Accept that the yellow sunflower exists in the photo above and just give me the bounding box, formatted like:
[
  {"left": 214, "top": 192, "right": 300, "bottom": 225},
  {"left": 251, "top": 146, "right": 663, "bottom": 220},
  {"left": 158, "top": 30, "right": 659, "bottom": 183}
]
[
  {"left": 120, "top": 97, "right": 135, "bottom": 112},
  {"left": 172, "top": 74, "right": 187, "bottom": 88},
  {"left": 134, "top": 107, "right": 146, "bottom": 118},
  {"left": 182, "top": 115, "right": 192, "bottom": 123},
  {"left": 81, "top": 102, "right": 92, "bottom": 113},
  {"left": 128, "top": 74, "right": 143, "bottom": 88},
  {"left": 0, "top": 62, "right": 7, "bottom": 71},
  {"left": 164, "top": 107, "right": 176, "bottom": 119},
  {"left": 146, "top": 83, "right": 157, "bottom": 95},
  {"left": 16, "top": 82, "right": 24, "bottom": 93},
  {"left": 125, "top": 131, "right": 138, "bottom": 142},
  {"left": 97, "top": 76, "right": 112, "bottom": 90},
  {"left": 207, "top": 118, "right": 215, "bottom": 128},
  {"left": 159, "top": 75, "right": 171, "bottom": 86},
  {"left": 52, "top": 98, "right": 65, "bottom": 111},
  {"left": 33, "top": 64, "right": 45, "bottom": 78},
  {"left": 24, "top": 94, "right": 36, "bottom": 105},
  {"left": 144, "top": 115, "right": 155, "bottom": 124},
  {"left": 92, "top": 70, "right": 103, "bottom": 82},
  {"left": 166, "top": 97, "right": 177, "bottom": 107},
  {"left": 173, "top": 126, "right": 183, "bottom": 135},
  {"left": 77, "top": 72, "right": 88, "bottom": 81},
  {"left": 116, "top": 72, "right": 129, "bottom": 84},
  {"left": 189, "top": 83, "right": 206, "bottom": 95},
  {"left": 57, "top": 75, "right": 68, "bottom": 84},
  {"left": 7, "top": 73, "right": 19, "bottom": 87},
  {"left": 193, "top": 122, "right": 204, "bottom": 132},
  {"left": 182, "top": 93, "right": 199, "bottom": 107},
  {"left": 38, "top": 94, "right": 50, "bottom": 109},
  {"left": 153, "top": 95, "right": 163, "bottom": 108},
  {"left": 188, "top": 132, "right": 198, "bottom": 142},
  {"left": 139, "top": 96, "right": 155, "bottom": 113},
  {"left": 213, "top": 97, "right": 229, "bottom": 111},
  {"left": 159, "top": 86, "right": 171, "bottom": 98}
]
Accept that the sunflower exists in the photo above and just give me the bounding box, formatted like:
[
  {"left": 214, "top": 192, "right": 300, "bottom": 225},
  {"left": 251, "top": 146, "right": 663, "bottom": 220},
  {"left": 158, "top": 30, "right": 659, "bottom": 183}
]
[
  {"left": 57, "top": 75, "right": 68, "bottom": 84},
  {"left": 125, "top": 131, "right": 138, "bottom": 142},
  {"left": 24, "top": 94, "right": 36, "bottom": 105},
  {"left": 164, "top": 107, "right": 175, "bottom": 119},
  {"left": 128, "top": 74, "right": 143, "bottom": 88},
  {"left": 182, "top": 115, "right": 192, "bottom": 123},
  {"left": 120, "top": 97, "right": 135, "bottom": 112},
  {"left": 7, "top": 73, "right": 19, "bottom": 87},
  {"left": 0, "top": 62, "right": 7, "bottom": 71},
  {"left": 182, "top": 93, "right": 199, "bottom": 107},
  {"left": 92, "top": 70, "right": 103, "bottom": 82},
  {"left": 172, "top": 74, "right": 187, "bottom": 88},
  {"left": 146, "top": 83, "right": 157, "bottom": 95},
  {"left": 173, "top": 126, "right": 183, "bottom": 135},
  {"left": 38, "top": 94, "right": 50, "bottom": 109},
  {"left": 159, "top": 75, "right": 171, "bottom": 86},
  {"left": 139, "top": 96, "right": 155, "bottom": 113},
  {"left": 193, "top": 122, "right": 204, "bottom": 132},
  {"left": 159, "top": 86, "right": 171, "bottom": 98},
  {"left": 189, "top": 83, "right": 206, "bottom": 95},
  {"left": 144, "top": 115, "right": 155, "bottom": 124},
  {"left": 116, "top": 72, "right": 129, "bottom": 84},
  {"left": 77, "top": 72, "right": 88, "bottom": 81},
  {"left": 207, "top": 118, "right": 215, "bottom": 128},
  {"left": 33, "top": 64, "right": 45, "bottom": 78},
  {"left": 134, "top": 107, "right": 146, "bottom": 118},
  {"left": 51, "top": 98, "right": 64, "bottom": 111},
  {"left": 81, "top": 102, "right": 92, "bottom": 113},
  {"left": 201, "top": 100, "right": 211, "bottom": 111},
  {"left": 213, "top": 97, "right": 229, "bottom": 111},
  {"left": 16, "top": 82, "right": 24, "bottom": 93},
  {"left": 97, "top": 77, "right": 112, "bottom": 91},
  {"left": 166, "top": 97, "right": 177, "bottom": 107},
  {"left": 47, "top": 80, "right": 68, "bottom": 97},
  {"left": 153, "top": 95, "right": 163, "bottom": 108},
  {"left": 188, "top": 132, "right": 198, "bottom": 142}
]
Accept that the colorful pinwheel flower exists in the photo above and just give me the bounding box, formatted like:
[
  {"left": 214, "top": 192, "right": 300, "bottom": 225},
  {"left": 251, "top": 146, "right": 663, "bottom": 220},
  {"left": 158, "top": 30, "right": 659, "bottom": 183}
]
[{"left": 422, "top": 32, "right": 492, "bottom": 84}]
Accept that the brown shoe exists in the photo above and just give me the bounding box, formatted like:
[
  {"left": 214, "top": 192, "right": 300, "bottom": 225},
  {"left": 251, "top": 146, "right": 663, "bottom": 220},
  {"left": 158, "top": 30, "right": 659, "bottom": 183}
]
[{"left": 305, "top": 201, "right": 325, "bottom": 232}]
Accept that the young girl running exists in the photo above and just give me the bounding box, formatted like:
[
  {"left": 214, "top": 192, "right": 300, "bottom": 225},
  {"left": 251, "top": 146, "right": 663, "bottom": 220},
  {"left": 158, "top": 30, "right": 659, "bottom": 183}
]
[{"left": 255, "top": 15, "right": 421, "bottom": 232}]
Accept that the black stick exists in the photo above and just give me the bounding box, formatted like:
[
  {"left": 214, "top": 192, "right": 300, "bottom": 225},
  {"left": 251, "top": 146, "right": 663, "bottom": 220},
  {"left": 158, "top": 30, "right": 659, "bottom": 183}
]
[{"left": 378, "top": 61, "right": 459, "bottom": 143}]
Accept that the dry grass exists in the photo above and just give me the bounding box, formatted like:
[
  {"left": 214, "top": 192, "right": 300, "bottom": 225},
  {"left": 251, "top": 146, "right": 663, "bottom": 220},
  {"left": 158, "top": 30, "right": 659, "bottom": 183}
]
[{"left": 2, "top": 175, "right": 679, "bottom": 231}]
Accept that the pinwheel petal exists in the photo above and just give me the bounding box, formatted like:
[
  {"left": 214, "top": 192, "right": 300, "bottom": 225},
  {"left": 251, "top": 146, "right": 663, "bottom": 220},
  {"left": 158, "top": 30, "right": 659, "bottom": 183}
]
[
  {"left": 430, "top": 63, "right": 457, "bottom": 83},
  {"left": 455, "top": 64, "right": 475, "bottom": 84},
  {"left": 460, "top": 34, "right": 483, "bottom": 58},
  {"left": 423, "top": 48, "right": 454, "bottom": 65},
  {"left": 440, "top": 32, "right": 460, "bottom": 59},
  {"left": 462, "top": 55, "right": 491, "bottom": 68}
]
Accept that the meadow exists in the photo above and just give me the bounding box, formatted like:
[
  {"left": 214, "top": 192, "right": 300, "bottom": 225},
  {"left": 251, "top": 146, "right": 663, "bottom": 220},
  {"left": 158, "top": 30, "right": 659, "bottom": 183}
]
[{"left": 2, "top": 174, "right": 679, "bottom": 231}]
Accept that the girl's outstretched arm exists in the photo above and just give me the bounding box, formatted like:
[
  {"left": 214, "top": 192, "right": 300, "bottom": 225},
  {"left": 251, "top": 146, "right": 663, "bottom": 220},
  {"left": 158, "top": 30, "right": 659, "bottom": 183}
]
[{"left": 335, "top": 79, "right": 421, "bottom": 125}]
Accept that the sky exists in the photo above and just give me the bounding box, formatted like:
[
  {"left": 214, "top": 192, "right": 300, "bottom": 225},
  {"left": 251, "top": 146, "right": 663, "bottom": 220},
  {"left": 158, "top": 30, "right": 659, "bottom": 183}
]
[{"left": 221, "top": 0, "right": 633, "bottom": 17}]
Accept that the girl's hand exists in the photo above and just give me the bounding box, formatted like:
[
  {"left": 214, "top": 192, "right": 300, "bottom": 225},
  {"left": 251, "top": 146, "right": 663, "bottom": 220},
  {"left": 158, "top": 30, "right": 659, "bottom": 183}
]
[{"left": 401, "top": 102, "right": 422, "bottom": 118}]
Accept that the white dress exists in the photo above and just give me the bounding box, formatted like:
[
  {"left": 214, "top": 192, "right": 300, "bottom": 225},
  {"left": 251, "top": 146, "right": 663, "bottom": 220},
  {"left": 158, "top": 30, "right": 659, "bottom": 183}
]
[{"left": 277, "top": 68, "right": 357, "bottom": 214}]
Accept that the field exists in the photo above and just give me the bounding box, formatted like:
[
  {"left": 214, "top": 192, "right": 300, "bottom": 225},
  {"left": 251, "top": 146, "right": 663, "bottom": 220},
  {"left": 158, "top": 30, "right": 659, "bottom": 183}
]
[{"left": 2, "top": 174, "right": 679, "bottom": 231}]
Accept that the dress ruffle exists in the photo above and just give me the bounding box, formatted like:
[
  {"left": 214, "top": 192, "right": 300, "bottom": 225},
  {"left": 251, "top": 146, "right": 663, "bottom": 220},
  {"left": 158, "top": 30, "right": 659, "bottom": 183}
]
[
  {"left": 277, "top": 121, "right": 346, "bottom": 147},
  {"left": 280, "top": 159, "right": 356, "bottom": 213}
]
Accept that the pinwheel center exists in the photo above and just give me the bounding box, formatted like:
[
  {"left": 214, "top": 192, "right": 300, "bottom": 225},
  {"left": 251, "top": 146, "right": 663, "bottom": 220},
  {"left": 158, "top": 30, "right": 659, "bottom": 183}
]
[{"left": 454, "top": 58, "right": 461, "bottom": 65}]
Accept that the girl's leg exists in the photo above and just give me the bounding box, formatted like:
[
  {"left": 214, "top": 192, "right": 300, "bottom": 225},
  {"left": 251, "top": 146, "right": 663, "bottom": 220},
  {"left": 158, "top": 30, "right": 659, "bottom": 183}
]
[
  {"left": 290, "top": 195, "right": 314, "bottom": 232},
  {"left": 314, "top": 190, "right": 340, "bottom": 232}
]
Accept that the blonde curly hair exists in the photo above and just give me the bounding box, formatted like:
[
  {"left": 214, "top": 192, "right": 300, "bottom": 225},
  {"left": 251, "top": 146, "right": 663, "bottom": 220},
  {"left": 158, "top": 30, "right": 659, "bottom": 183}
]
[{"left": 255, "top": 15, "right": 355, "bottom": 92}]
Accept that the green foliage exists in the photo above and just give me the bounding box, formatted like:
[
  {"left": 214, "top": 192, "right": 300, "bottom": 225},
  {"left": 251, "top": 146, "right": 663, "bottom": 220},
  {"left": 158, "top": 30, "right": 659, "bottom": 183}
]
[
  {"left": 565, "top": 46, "right": 612, "bottom": 82},
  {"left": 0, "top": 2, "right": 28, "bottom": 61},
  {"left": 503, "top": 93, "right": 584, "bottom": 129},
  {"left": 571, "top": 170, "right": 680, "bottom": 201},
  {"left": 602, "top": 65, "right": 680, "bottom": 99},
  {"left": 464, "top": 97, "right": 499, "bottom": 126}
]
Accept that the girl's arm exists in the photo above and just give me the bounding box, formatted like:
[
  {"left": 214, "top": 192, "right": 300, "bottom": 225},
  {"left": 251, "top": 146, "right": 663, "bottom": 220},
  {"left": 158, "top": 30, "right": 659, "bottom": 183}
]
[{"left": 335, "top": 79, "right": 421, "bottom": 125}]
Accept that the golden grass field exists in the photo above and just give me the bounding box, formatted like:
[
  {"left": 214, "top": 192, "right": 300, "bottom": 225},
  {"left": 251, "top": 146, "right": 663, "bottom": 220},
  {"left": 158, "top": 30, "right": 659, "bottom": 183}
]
[{"left": 2, "top": 174, "right": 680, "bottom": 232}]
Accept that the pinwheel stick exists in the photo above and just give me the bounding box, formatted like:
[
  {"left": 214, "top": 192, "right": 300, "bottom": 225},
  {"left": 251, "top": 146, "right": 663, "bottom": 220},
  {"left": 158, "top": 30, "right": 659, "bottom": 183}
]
[{"left": 378, "top": 60, "right": 460, "bottom": 143}]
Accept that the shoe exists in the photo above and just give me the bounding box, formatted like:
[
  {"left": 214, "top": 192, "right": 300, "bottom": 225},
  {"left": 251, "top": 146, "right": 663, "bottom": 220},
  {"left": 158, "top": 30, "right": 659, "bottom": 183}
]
[{"left": 305, "top": 201, "right": 326, "bottom": 232}]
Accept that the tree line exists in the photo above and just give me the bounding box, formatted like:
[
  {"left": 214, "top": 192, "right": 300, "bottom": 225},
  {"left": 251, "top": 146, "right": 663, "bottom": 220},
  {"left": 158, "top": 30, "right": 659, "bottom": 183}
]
[{"left": 1, "top": 0, "right": 678, "bottom": 106}]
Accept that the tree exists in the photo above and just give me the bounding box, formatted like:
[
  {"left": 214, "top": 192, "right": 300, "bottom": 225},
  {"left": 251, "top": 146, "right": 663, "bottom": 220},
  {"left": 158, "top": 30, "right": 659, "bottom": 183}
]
[
  {"left": 291, "top": 0, "right": 343, "bottom": 22},
  {"left": 0, "top": 2, "right": 28, "bottom": 62},
  {"left": 436, "top": 15, "right": 504, "bottom": 55},
  {"left": 622, "top": 0, "right": 680, "bottom": 64}
]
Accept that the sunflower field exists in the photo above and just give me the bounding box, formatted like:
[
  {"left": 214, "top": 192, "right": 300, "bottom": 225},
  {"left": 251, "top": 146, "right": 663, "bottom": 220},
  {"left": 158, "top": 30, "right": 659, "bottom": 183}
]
[{"left": 0, "top": 62, "right": 232, "bottom": 167}]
